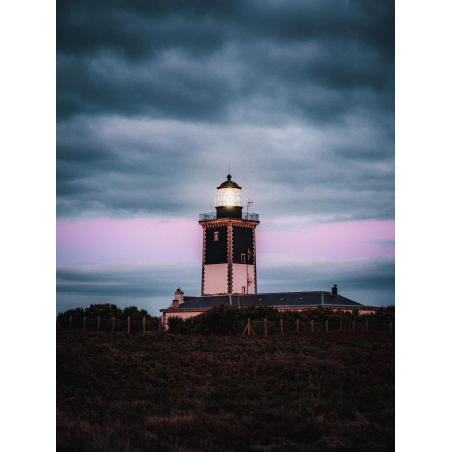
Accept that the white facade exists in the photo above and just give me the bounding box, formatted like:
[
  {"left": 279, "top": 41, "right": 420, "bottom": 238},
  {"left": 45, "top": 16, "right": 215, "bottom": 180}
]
[
  {"left": 232, "top": 264, "right": 256, "bottom": 294},
  {"left": 203, "top": 263, "right": 228, "bottom": 295}
]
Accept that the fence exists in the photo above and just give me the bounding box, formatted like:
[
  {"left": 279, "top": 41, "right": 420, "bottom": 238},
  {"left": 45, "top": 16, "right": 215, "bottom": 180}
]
[
  {"left": 60, "top": 317, "right": 394, "bottom": 336},
  {"left": 59, "top": 316, "right": 163, "bottom": 334},
  {"left": 238, "top": 319, "right": 394, "bottom": 335}
]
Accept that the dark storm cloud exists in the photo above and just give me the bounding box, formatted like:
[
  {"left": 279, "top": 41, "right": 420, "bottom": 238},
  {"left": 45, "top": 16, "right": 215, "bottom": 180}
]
[
  {"left": 56, "top": 0, "right": 394, "bottom": 221},
  {"left": 55, "top": 257, "right": 394, "bottom": 309},
  {"left": 257, "top": 257, "right": 395, "bottom": 306},
  {"left": 57, "top": 0, "right": 394, "bottom": 122},
  {"left": 56, "top": 263, "right": 199, "bottom": 298}
]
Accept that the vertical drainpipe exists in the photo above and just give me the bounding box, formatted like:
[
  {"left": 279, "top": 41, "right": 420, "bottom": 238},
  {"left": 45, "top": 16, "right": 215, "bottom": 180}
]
[
  {"left": 321, "top": 292, "right": 324, "bottom": 305},
  {"left": 229, "top": 294, "right": 232, "bottom": 306}
]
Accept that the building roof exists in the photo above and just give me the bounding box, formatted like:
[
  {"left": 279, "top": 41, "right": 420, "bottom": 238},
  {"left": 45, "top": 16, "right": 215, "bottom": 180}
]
[
  {"left": 163, "top": 291, "right": 367, "bottom": 311},
  {"left": 217, "top": 174, "right": 241, "bottom": 189}
]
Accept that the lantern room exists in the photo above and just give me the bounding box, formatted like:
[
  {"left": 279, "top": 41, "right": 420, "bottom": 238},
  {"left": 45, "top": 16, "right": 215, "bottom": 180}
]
[
  {"left": 216, "top": 174, "right": 243, "bottom": 219},
  {"left": 217, "top": 174, "right": 241, "bottom": 206}
]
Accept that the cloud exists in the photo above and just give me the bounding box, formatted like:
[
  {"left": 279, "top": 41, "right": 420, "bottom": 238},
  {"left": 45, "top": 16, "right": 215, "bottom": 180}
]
[
  {"left": 57, "top": 116, "right": 394, "bottom": 221},
  {"left": 55, "top": 256, "right": 394, "bottom": 315},
  {"left": 57, "top": 1, "right": 394, "bottom": 123},
  {"left": 56, "top": 1, "right": 394, "bottom": 221},
  {"left": 257, "top": 256, "right": 395, "bottom": 306}
]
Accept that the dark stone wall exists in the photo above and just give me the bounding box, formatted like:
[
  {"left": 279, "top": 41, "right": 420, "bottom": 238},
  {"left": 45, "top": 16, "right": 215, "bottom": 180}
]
[
  {"left": 232, "top": 227, "right": 255, "bottom": 264},
  {"left": 204, "top": 226, "right": 228, "bottom": 264}
]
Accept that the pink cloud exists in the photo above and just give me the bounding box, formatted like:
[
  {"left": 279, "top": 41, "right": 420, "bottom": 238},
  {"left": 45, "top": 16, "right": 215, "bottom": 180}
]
[
  {"left": 57, "top": 218, "right": 394, "bottom": 267},
  {"left": 56, "top": 218, "right": 202, "bottom": 265},
  {"left": 257, "top": 220, "right": 394, "bottom": 260}
]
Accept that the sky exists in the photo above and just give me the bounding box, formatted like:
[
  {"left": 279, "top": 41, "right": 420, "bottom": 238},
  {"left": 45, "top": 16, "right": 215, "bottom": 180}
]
[{"left": 56, "top": 0, "right": 395, "bottom": 316}]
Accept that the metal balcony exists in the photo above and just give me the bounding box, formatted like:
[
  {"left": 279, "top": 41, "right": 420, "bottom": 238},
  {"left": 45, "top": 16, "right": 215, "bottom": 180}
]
[{"left": 199, "top": 212, "right": 259, "bottom": 221}]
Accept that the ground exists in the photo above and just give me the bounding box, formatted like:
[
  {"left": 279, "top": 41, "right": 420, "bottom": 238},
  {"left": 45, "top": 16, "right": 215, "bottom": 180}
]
[{"left": 56, "top": 329, "right": 394, "bottom": 451}]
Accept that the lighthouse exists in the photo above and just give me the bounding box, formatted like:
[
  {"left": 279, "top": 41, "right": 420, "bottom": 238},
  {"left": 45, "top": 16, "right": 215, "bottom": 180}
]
[{"left": 199, "top": 175, "right": 259, "bottom": 295}]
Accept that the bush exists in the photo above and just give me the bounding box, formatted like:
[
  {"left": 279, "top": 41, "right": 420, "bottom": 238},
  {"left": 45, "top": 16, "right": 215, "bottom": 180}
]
[
  {"left": 56, "top": 303, "right": 159, "bottom": 327},
  {"left": 165, "top": 304, "right": 395, "bottom": 335}
]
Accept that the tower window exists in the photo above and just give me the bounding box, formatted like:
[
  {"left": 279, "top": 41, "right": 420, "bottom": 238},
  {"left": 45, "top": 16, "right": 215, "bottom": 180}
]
[
  {"left": 214, "top": 231, "right": 219, "bottom": 241},
  {"left": 241, "top": 253, "right": 246, "bottom": 263},
  {"left": 242, "top": 286, "right": 246, "bottom": 294}
]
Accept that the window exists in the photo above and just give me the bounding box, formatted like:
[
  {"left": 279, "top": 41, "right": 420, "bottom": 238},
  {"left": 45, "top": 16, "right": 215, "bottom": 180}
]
[
  {"left": 241, "top": 253, "right": 246, "bottom": 263},
  {"left": 214, "top": 231, "right": 219, "bottom": 241},
  {"left": 242, "top": 286, "right": 246, "bottom": 294}
]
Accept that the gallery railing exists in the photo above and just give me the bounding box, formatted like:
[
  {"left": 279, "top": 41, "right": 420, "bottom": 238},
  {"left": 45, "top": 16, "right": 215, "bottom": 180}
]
[{"left": 199, "top": 212, "right": 259, "bottom": 221}]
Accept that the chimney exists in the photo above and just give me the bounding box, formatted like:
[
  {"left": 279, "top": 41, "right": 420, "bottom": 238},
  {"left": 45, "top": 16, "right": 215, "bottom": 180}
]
[
  {"left": 174, "top": 287, "right": 185, "bottom": 305},
  {"left": 332, "top": 284, "right": 337, "bottom": 295}
]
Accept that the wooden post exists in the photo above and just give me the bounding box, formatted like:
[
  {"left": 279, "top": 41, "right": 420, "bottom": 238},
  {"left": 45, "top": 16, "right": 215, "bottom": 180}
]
[
  {"left": 340, "top": 321, "right": 342, "bottom": 331},
  {"left": 248, "top": 318, "right": 251, "bottom": 336},
  {"left": 390, "top": 322, "right": 393, "bottom": 334},
  {"left": 352, "top": 321, "right": 355, "bottom": 330},
  {"left": 128, "top": 317, "right": 131, "bottom": 335},
  {"left": 264, "top": 318, "right": 267, "bottom": 336},
  {"left": 143, "top": 317, "right": 146, "bottom": 334},
  {"left": 311, "top": 320, "right": 314, "bottom": 332},
  {"left": 84, "top": 316, "right": 86, "bottom": 331},
  {"left": 280, "top": 319, "right": 283, "bottom": 334},
  {"left": 365, "top": 321, "right": 368, "bottom": 332},
  {"left": 69, "top": 316, "right": 72, "bottom": 330},
  {"left": 112, "top": 317, "right": 115, "bottom": 333},
  {"left": 326, "top": 320, "right": 328, "bottom": 332},
  {"left": 98, "top": 316, "right": 100, "bottom": 330}
]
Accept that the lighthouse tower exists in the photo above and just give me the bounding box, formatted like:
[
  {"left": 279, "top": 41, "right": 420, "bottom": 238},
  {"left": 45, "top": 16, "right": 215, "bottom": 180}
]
[{"left": 199, "top": 175, "right": 259, "bottom": 296}]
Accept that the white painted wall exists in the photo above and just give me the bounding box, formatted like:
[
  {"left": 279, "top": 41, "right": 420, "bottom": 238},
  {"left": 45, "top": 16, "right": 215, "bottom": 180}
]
[
  {"left": 232, "top": 264, "right": 255, "bottom": 294},
  {"left": 203, "top": 263, "right": 228, "bottom": 295}
]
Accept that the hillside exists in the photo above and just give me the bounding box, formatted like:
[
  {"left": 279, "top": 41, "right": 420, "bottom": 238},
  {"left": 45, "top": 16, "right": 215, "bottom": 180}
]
[{"left": 57, "top": 329, "right": 394, "bottom": 451}]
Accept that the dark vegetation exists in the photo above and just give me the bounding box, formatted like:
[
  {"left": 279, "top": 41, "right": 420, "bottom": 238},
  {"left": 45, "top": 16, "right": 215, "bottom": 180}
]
[
  {"left": 167, "top": 305, "right": 395, "bottom": 336},
  {"left": 57, "top": 304, "right": 159, "bottom": 323},
  {"left": 57, "top": 326, "right": 394, "bottom": 451}
]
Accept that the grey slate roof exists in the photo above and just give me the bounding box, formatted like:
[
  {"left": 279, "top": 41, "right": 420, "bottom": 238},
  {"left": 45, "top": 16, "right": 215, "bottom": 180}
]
[{"left": 164, "top": 291, "right": 364, "bottom": 311}]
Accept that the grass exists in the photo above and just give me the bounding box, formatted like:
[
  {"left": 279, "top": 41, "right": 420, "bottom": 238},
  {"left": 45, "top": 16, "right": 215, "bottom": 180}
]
[{"left": 56, "top": 329, "right": 394, "bottom": 451}]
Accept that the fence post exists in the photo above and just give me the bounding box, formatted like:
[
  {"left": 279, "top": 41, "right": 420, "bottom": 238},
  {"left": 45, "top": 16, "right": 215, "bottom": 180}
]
[
  {"left": 326, "top": 320, "right": 328, "bottom": 332},
  {"left": 112, "top": 317, "right": 115, "bottom": 333},
  {"left": 311, "top": 320, "right": 314, "bottom": 332},
  {"left": 296, "top": 319, "right": 299, "bottom": 333},
  {"left": 248, "top": 318, "right": 251, "bottom": 336},
  {"left": 352, "top": 321, "right": 355, "bottom": 330},
  {"left": 365, "top": 321, "right": 368, "bottom": 332},
  {"left": 143, "top": 317, "right": 146, "bottom": 335},
  {"left": 390, "top": 322, "right": 393, "bottom": 334},
  {"left": 340, "top": 321, "right": 342, "bottom": 331},
  {"left": 264, "top": 318, "right": 267, "bottom": 336},
  {"left": 98, "top": 316, "right": 100, "bottom": 330},
  {"left": 128, "top": 317, "right": 131, "bottom": 335},
  {"left": 69, "top": 316, "right": 72, "bottom": 330},
  {"left": 84, "top": 316, "right": 86, "bottom": 331},
  {"left": 280, "top": 319, "right": 283, "bottom": 334}
]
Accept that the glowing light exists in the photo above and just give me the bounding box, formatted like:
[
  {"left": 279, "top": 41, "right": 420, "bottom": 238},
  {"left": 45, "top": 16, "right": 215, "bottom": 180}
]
[
  {"left": 225, "top": 189, "right": 233, "bottom": 206},
  {"left": 217, "top": 187, "right": 241, "bottom": 207}
]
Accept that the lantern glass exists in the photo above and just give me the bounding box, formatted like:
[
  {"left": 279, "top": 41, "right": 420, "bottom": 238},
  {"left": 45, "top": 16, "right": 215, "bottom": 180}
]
[{"left": 217, "top": 187, "right": 241, "bottom": 207}]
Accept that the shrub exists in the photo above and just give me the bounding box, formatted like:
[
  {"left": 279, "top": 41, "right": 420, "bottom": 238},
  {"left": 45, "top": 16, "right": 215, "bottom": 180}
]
[
  {"left": 165, "top": 304, "right": 395, "bottom": 335},
  {"left": 56, "top": 303, "right": 159, "bottom": 327}
]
